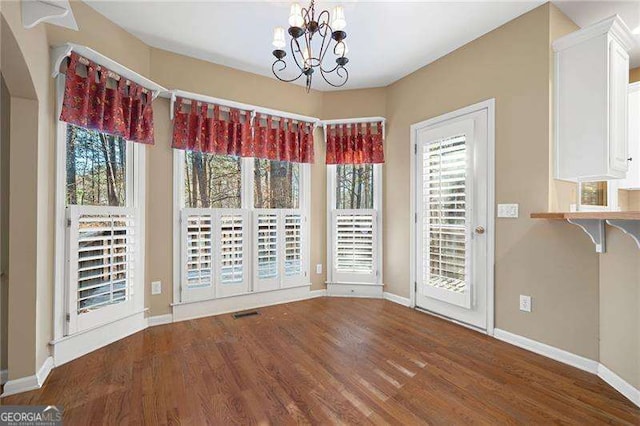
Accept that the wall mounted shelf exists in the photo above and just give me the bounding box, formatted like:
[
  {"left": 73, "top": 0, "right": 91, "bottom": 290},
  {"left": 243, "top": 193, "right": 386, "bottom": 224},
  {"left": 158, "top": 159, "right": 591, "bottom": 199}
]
[{"left": 531, "top": 212, "right": 640, "bottom": 253}]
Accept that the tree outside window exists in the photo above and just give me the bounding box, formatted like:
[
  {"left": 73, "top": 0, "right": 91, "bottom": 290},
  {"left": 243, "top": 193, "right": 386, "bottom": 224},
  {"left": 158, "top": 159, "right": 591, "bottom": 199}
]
[
  {"left": 336, "top": 164, "right": 374, "bottom": 209},
  {"left": 254, "top": 159, "right": 300, "bottom": 209},
  {"left": 66, "top": 124, "right": 127, "bottom": 207},
  {"left": 183, "top": 152, "right": 242, "bottom": 208}
]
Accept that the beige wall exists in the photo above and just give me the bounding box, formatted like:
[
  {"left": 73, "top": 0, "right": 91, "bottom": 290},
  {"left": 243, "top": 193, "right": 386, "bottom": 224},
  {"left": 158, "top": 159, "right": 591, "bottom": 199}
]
[
  {"left": 384, "top": 3, "right": 599, "bottom": 359},
  {"left": 631, "top": 66, "right": 640, "bottom": 83},
  {"left": 321, "top": 88, "right": 387, "bottom": 120},
  {"left": 2, "top": 0, "right": 638, "bottom": 383},
  {"left": 599, "top": 228, "right": 640, "bottom": 388}
]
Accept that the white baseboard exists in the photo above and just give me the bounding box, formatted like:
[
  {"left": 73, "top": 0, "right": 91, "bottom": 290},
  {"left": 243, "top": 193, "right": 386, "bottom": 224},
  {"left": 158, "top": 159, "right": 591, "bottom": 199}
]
[
  {"left": 172, "top": 285, "right": 314, "bottom": 322},
  {"left": 383, "top": 292, "right": 411, "bottom": 307},
  {"left": 147, "top": 313, "right": 173, "bottom": 327},
  {"left": 494, "top": 328, "right": 640, "bottom": 408},
  {"left": 326, "top": 283, "right": 383, "bottom": 298},
  {"left": 309, "top": 289, "right": 327, "bottom": 298},
  {"left": 493, "top": 328, "right": 599, "bottom": 373},
  {"left": 598, "top": 364, "right": 640, "bottom": 408},
  {"left": 50, "top": 311, "right": 147, "bottom": 367},
  {"left": 0, "top": 369, "right": 7, "bottom": 385},
  {"left": 1, "top": 356, "right": 53, "bottom": 398}
]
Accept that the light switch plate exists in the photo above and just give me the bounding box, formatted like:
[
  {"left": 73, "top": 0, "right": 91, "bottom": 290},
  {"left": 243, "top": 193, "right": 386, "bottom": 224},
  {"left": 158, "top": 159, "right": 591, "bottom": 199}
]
[
  {"left": 151, "top": 281, "right": 162, "bottom": 295},
  {"left": 498, "top": 203, "right": 519, "bottom": 218},
  {"left": 316, "top": 264, "right": 323, "bottom": 274}
]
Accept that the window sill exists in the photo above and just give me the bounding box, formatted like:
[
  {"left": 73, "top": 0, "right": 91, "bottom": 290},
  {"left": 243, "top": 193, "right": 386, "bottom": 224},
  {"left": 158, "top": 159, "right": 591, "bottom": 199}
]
[{"left": 49, "top": 309, "right": 147, "bottom": 366}]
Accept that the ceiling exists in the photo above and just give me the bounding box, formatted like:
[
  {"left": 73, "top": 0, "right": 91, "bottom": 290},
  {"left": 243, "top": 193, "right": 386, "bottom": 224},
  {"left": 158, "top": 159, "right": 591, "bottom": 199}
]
[
  {"left": 85, "top": 1, "right": 640, "bottom": 92},
  {"left": 553, "top": 1, "right": 640, "bottom": 68}
]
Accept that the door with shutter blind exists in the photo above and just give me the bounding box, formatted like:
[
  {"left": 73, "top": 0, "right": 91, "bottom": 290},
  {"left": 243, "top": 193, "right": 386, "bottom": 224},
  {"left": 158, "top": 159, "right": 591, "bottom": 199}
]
[{"left": 415, "top": 108, "right": 490, "bottom": 330}]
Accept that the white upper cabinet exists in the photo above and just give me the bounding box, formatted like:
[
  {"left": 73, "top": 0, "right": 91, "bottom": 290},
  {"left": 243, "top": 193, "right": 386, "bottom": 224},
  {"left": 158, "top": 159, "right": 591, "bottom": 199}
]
[
  {"left": 554, "top": 16, "right": 636, "bottom": 182},
  {"left": 620, "top": 83, "right": 640, "bottom": 190}
]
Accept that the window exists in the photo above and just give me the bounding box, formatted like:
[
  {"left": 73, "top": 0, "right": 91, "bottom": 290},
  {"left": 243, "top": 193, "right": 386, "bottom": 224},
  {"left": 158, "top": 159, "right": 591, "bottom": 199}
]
[
  {"left": 175, "top": 152, "right": 309, "bottom": 303},
  {"left": 577, "top": 181, "right": 618, "bottom": 211},
  {"left": 328, "top": 163, "right": 382, "bottom": 285},
  {"left": 336, "top": 164, "right": 374, "bottom": 209},
  {"left": 183, "top": 152, "right": 241, "bottom": 208},
  {"left": 62, "top": 124, "right": 144, "bottom": 334},
  {"left": 66, "top": 125, "right": 127, "bottom": 207},
  {"left": 254, "top": 159, "right": 300, "bottom": 209},
  {"left": 423, "top": 134, "right": 467, "bottom": 293}
]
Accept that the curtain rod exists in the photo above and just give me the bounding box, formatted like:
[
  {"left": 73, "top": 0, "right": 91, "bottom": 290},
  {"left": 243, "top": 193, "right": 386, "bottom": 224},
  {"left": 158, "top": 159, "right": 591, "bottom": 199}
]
[
  {"left": 164, "top": 89, "right": 321, "bottom": 125},
  {"left": 321, "top": 117, "right": 386, "bottom": 126},
  {"left": 51, "top": 43, "right": 167, "bottom": 98}
]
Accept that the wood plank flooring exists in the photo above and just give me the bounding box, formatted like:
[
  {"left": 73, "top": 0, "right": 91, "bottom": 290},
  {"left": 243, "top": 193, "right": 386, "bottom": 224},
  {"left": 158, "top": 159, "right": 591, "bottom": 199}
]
[{"left": 3, "top": 298, "right": 639, "bottom": 424}]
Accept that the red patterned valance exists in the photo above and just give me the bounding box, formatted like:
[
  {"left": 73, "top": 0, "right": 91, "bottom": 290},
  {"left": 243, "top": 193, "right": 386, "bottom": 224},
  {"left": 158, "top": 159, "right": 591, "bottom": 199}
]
[
  {"left": 171, "top": 97, "right": 252, "bottom": 156},
  {"left": 60, "top": 52, "right": 155, "bottom": 145},
  {"left": 326, "top": 122, "right": 384, "bottom": 164},
  {"left": 171, "top": 97, "right": 315, "bottom": 163},
  {"left": 252, "top": 113, "right": 314, "bottom": 163}
]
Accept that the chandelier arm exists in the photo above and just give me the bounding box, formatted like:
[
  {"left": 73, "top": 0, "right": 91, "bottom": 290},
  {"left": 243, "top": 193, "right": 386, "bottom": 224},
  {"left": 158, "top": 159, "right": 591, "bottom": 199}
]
[
  {"left": 317, "top": 10, "right": 330, "bottom": 35},
  {"left": 290, "top": 37, "right": 305, "bottom": 71},
  {"left": 317, "top": 24, "right": 333, "bottom": 65},
  {"left": 319, "top": 65, "right": 349, "bottom": 88},
  {"left": 272, "top": 59, "right": 304, "bottom": 83}
]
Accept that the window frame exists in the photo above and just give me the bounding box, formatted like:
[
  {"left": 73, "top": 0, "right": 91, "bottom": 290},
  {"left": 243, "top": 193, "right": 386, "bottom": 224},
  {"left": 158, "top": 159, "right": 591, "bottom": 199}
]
[
  {"left": 326, "top": 163, "right": 383, "bottom": 285},
  {"left": 576, "top": 180, "right": 620, "bottom": 212},
  {"left": 53, "top": 76, "right": 146, "bottom": 339},
  {"left": 172, "top": 150, "right": 310, "bottom": 305}
]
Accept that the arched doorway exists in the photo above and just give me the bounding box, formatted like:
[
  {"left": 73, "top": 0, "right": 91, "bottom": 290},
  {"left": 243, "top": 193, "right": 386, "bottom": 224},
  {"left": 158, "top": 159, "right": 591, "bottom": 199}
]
[{"left": 1, "top": 14, "right": 40, "bottom": 388}]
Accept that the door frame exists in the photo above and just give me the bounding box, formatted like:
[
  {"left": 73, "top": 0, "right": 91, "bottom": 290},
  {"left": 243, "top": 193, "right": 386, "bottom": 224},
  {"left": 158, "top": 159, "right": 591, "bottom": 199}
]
[{"left": 409, "top": 99, "right": 495, "bottom": 335}]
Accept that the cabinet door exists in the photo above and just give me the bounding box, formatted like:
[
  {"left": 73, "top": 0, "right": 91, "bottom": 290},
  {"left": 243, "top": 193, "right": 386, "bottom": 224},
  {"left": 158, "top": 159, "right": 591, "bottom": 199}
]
[
  {"left": 608, "top": 38, "right": 630, "bottom": 174},
  {"left": 620, "top": 84, "right": 640, "bottom": 189}
]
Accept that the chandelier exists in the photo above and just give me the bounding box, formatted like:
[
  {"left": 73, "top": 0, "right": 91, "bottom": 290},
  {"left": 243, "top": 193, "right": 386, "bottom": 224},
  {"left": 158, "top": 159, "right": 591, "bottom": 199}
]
[{"left": 271, "top": 1, "right": 349, "bottom": 92}]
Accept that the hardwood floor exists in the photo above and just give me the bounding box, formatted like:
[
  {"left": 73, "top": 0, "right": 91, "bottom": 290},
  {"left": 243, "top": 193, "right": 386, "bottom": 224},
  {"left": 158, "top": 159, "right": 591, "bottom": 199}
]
[{"left": 3, "top": 298, "right": 639, "bottom": 424}]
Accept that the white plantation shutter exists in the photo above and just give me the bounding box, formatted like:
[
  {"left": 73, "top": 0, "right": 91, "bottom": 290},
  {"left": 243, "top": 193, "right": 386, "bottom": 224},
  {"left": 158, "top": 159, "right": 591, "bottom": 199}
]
[
  {"left": 67, "top": 206, "right": 137, "bottom": 333},
  {"left": 281, "top": 210, "right": 306, "bottom": 287},
  {"left": 181, "top": 210, "right": 215, "bottom": 301},
  {"left": 217, "top": 210, "right": 249, "bottom": 297},
  {"left": 331, "top": 209, "right": 377, "bottom": 284},
  {"left": 422, "top": 133, "right": 472, "bottom": 308},
  {"left": 284, "top": 214, "right": 302, "bottom": 275},
  {"left": 254, "top": 211, "right": 279, "bottom": 291}
]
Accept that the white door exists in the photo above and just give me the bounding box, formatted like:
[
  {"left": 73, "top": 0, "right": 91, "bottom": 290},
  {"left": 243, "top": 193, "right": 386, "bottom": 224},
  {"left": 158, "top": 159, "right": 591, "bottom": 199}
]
[{"left": 414, "top": 104, "right": 492, "bottom": 330}]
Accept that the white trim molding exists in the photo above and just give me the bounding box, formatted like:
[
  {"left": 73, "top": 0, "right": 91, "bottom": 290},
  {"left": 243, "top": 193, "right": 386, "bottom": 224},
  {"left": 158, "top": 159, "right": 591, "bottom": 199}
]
[
  {"left": 309, "top": 289, "right": 327, "bottom": 298},
  {"left": 326, "top": 283, "right": 384, "bottom": 298},
  {"left": 598, "top": 364, "right": 640, "bottom": 408},
  {"left": 50, "top": 311, "right": 147, "bottom": 367},
  {"left": 51, "top": 43, "right": 166, "bottom": 97},
  {"left": 147, "top": 314, "right": 174, "bottom": 327},
  {"left": 494, "top": 328, "right": 640, "bottom": 409},
  {"left": 1, "top": 357, "right": 54, "bottom": 398},
  {"left": 172, "top": 285, "right": 314, "bottom": 322},
  {"left": 494, "top": 328, "right": 599, "bottom": 373},
  {"left": 383, "top": 292, "right": 411, "bottom": 307}
]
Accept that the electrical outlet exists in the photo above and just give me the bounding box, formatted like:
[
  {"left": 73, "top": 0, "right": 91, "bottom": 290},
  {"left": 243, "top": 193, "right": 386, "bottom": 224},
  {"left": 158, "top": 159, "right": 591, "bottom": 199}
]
[
  {"left": 151, "top": 281, "right": 162, "bottom": 295},
  {"left": 498, "top": 203, "right": 519, "bottom": 218},
  {"left": 316, "top": 264, "right": 323, "bottom": 274},
  {"left": 519, "top": 295, "right": 531, "bottom": 312}
]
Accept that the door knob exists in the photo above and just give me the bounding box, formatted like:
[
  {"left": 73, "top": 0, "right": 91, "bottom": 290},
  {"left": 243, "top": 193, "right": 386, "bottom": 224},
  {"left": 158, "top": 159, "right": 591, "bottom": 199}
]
[{"left": 475, "top": 226, "right": 485, "bottom": 235}]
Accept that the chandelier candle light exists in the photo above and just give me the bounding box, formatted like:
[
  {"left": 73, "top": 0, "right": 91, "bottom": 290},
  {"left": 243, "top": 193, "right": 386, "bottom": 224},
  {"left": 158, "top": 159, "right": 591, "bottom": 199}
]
[{"left": 272, "top": 1, "right": 349, "bottom": 92}]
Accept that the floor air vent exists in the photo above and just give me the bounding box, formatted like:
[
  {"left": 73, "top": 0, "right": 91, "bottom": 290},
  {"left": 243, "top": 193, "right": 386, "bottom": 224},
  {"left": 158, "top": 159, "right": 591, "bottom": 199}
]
[{"left": 232, "top": 310, "right": 259, "bottom": 319}]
